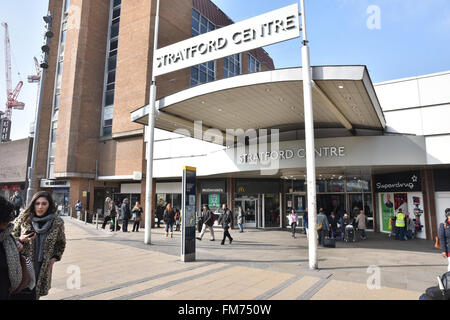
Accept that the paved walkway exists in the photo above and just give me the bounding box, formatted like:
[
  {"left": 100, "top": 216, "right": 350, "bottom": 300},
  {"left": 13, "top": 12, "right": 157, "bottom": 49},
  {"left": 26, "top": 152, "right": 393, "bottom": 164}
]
[{"left": 41, "top": 217, "right": 448, "bottom": 300}]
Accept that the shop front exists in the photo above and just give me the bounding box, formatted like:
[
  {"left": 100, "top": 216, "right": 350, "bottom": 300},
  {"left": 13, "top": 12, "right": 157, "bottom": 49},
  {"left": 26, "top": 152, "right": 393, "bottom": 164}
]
[
  {"left": 284, "top": 176, "right": 374, "bottom": 231},
  {"left": 40, "top": 179, "right": 71, "bottom": 215},
  {"left": 434, "top": 168, "right": 450, "bottom": 233},
  {"left": 0, "top": 184, "right": 25, "bottom": 204},
  {"left": 374, "top": 171, "right": 426, "bottom": 239},
  {"left": 199, "top": 179, "right": 227, "bottom": 214},
  {"left": 234, "top": 179, "right": 281, "bottom": 229}
]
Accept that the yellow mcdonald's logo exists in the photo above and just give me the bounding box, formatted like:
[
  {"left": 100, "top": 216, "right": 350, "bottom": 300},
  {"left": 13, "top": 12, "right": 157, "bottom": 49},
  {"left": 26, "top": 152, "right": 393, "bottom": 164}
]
[{"left": 238, "top": 186, "right": 245, "bottom": 193}]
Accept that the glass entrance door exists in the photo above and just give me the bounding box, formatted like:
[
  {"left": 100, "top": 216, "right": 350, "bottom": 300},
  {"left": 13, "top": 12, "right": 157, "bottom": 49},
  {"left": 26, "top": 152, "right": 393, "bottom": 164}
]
[{"left": 233, "top": 199, "right": 257, "bottom": 228}]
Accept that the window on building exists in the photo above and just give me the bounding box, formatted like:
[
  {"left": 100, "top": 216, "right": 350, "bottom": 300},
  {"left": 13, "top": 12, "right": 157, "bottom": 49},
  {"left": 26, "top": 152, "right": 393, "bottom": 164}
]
[
  {"left": 191, "top": 9, "right": 216, "bottom": 86},
  {"left": 248, "top": 54, "right": 261, "bottom": 73},
  {"left": 190, "top": 61, "right": 215, "bottom": 86},
  {"left": 64, "top": 0, "right": 70, "bottom": 14},
  {"left": 224, "top": 54, "right": 241, "bottom": 78},
  {"left": 102, "top": 105, "right": 114, "bottom": 136},
  {"left": 47, "top": 2, "right": 69, "bottom": 179},
  {"left": 101, "top": 0, "right": 121, "bottom": 136}
]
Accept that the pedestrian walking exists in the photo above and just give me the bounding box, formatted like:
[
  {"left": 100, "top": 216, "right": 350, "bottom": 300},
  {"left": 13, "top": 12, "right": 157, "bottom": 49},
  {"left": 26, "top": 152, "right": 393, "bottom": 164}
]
[
  {"left": 121, "top": 198, "right": 131, "bottom": 232},
  {"left": 317, "top": 209, "right": 329, "bottom": 246},
  {"left": 328, "top": 211, "right": 339, "bottom": 239},
  {"left": 237, "top": 206, "right": 244, "bottom": 233},
  {"left": 196, "top": 205, "right": 215, "bottom": 241},
  {"left": 109, "top": 203, "right": 119, "bottom": 231},
  {"left": 303, "top": 208, "right": 309, "bottom": 238},
  {"left": 0, "top": 195, "right": 36, "bottom": 300},
  {"left": 10, "top": 191, "right": 23, "bottom": 218},
  {"left": 75, "top": 200, "right": 82, "bottom": 220},
  {"left": 12, "top": 191, "right": 66, "bottom": 300},
  {"left": 156, "top": 204, "right": 164, "bottom": 228},
  {"left": 218, "top": 204, "right": 233, "bottom": 245},
  {"left": 131, "top": 202, "right": 143, "bottom": 232},
  {"left": 163, "top": 203, "right": 176, "bottom": 238},
  {"left": 101, "top": 197, "right": 112, "bottom": 229},
  {"left": 395, "top": 208, "right": 406, "bottom": 240},
  {"left": 355, "top": 209, "right": 368, "bottom": 240},
  {"left": 406, "top": 215, "right": 415, "bottom": 239},
  {"left": 174, "top": 208, "right": 181, "bottom": 231},
  {"left": 438, "top": 208, "right": 450, "bottom": 272},
  {"left": 288, "top": 209, "right": 298, "bottom": 238}
]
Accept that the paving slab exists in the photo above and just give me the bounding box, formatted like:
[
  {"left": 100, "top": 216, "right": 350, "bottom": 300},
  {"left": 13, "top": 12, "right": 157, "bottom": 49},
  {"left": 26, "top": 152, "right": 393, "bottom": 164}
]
[{"left": 41, "top": 217, "right": 447, "bottom": 300}]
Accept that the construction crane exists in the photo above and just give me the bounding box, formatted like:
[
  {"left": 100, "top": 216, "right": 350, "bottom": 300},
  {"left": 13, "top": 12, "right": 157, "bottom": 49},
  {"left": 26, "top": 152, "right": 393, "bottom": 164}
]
[
  {"left": 28, "top": 57, "right": 41, "bottom": 135},
  {"left": 28, "top": 57, "right": 41, "bottom": 83},
  {"left": 1, "top": 22, "right": 25, "bottom": 142}
]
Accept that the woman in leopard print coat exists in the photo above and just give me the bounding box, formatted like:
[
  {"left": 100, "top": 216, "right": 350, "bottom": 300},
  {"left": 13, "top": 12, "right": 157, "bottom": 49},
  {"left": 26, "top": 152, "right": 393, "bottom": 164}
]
[{"left": 12, "top": 191, "right": 66, "bottom": 299}]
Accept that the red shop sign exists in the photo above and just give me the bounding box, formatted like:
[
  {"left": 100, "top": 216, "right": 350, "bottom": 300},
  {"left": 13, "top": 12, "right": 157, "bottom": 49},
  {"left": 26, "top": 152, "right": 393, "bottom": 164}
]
[
  {"left": 0, "top": 185, "right": 21, "bottom": 191},
  {"left": 9, "top": 185, "right": 21, "bottom": 191}
]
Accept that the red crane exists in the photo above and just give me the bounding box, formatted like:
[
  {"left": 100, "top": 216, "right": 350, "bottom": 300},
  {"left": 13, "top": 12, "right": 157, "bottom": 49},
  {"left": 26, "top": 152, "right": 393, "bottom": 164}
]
[{"left": 1, "top": 22, "right": 25, "bottom": 142}]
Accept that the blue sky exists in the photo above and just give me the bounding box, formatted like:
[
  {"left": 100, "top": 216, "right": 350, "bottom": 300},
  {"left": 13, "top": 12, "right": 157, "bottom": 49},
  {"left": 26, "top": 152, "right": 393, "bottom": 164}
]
[
  {"left": 1, "top": 0, "right": 450, "bottom": 141},
  {"left": 0, "top": 1, "right": 48, "bottom": 141}
]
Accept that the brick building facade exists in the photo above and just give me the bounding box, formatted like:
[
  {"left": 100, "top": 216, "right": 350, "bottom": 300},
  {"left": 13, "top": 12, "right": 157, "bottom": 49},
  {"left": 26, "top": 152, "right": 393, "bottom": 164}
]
[{"left": 34, "top": 0, "right": 274, "bottom": 222}]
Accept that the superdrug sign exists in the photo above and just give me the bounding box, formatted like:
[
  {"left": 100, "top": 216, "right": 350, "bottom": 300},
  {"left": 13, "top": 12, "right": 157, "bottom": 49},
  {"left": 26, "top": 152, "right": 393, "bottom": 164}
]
[{"left": 374, "top": 171, "right": 422, "bottom": 193}]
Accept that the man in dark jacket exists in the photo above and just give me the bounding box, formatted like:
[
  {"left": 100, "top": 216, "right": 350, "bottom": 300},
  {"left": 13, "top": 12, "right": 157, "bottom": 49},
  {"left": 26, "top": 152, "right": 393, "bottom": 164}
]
[
  {"left": 10, "top": 192, "right": 23, "bottom": 218},
  {"left": 218, "top": 204, "right": 233, "bottom": 245},
  {"left": 156, "top": 205, "right": 164, "bottom": 228},
  {"left": 196, "top": 205, "right": 215, "bottom": 241},
  {"left": 328, "top": 212, "right": 339, "bottom": 239},
  {"left": 317, "top": 210, "right": 329, "bottom": 246},
  {"left": 121, "top": 198, "right": 131, "bottom": 232},
  {"left": 438, "top": 209, "right": 450, "bottom": 272}
]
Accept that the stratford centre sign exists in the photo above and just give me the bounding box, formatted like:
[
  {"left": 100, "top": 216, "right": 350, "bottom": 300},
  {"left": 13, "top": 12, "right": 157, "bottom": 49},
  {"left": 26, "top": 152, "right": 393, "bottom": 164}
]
[
  {"left": 153, "top": 3, "right": 300, "bottom": 76},
  {"left": 239, "top": 146, "right": 346, "bottom": 164}
]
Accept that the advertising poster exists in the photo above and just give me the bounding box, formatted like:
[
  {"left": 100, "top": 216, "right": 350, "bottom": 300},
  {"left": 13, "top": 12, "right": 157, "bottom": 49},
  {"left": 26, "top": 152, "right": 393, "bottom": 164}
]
[
  {"left": 407, "top": 192, "right": 426, "bottom": 239},
  {"left": 208, "top": 194, "right": 220, "bottom": 208},
  {"left": 182, "top": 166, "right": 196, "bottom": 262},
  {"left": 380, "top": 193, "right": 395, "bottom": 232},
  {"left": 394, "top": 193, "right": 408, "bottom": 214}
]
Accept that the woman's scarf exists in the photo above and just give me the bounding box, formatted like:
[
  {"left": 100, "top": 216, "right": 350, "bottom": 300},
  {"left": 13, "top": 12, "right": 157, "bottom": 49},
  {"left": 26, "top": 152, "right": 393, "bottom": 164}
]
[
  {"left": 0, "top": 224, "right": 22, "bottom": 292},
  {"left": 31, "top": 213, "right": 56, "bottom": 264}
]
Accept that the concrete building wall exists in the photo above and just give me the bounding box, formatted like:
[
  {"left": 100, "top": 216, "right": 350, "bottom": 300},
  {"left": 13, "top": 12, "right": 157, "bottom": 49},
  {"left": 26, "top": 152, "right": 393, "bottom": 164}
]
[
  {"left": 375, "top": 70, "right": 450, "bottom": 136},
  {"left": 0, "top": 138, "right": 32, "bottom": 183}
]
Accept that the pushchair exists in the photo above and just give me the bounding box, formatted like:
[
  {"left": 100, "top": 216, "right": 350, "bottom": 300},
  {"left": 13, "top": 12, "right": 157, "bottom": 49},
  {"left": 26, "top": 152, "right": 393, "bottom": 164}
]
[{"left": 344, "top": 224, "right": 356, "bottom": 242}]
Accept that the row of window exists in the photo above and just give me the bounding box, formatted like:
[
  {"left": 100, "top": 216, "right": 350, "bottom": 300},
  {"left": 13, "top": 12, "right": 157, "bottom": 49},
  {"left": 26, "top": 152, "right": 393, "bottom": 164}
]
[
  {"left": 51, "top": 3, "right": 263, "bottom": 143},
  {"left": 102, "top": 0, "right": 121, "bottom": 136},
  {"left": 190, "top": 9, "right": 262, "bottom": 87},
  {"left": 48, "top": 0, "right": 71, "bottom": 179}
]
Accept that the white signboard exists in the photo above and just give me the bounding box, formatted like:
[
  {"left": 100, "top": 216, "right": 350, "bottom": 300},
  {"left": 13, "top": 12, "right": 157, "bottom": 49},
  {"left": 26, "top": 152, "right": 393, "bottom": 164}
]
[{"left": 153, "top": 3, "right": 300, "bottom": 76}]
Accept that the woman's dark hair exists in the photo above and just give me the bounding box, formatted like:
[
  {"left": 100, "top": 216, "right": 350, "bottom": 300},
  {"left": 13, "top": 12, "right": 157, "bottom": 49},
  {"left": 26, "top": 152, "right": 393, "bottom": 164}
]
[
  {"left": 22, "top": 191, "right": 56, "bottom": 221},
  {"left": 0, "top": 196, "right": 15, "bottom": 224}
]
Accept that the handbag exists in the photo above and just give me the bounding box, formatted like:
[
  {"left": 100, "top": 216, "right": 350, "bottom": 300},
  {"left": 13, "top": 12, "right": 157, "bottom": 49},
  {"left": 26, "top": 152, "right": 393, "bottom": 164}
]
[
  {"left": 12, "top": 255, "right": 31, "bottom": 295},
  {"left": 435, "top": 236, "right": 441, "bottom": 249}
]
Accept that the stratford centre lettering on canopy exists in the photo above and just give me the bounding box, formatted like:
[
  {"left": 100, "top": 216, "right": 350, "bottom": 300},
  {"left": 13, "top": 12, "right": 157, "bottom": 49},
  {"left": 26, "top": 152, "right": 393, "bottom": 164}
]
[
  {"left": 239, "top": 146, "right": 346, "bottom": 164},
  {"left": 153, "top": 3, "right": 300, "bottom": 76}
]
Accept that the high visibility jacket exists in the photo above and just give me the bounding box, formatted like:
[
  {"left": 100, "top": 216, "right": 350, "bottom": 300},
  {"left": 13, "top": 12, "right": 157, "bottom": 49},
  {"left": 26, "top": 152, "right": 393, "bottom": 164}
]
[{"left": 396, "top": 213, "right": 405, "bottom": 227}]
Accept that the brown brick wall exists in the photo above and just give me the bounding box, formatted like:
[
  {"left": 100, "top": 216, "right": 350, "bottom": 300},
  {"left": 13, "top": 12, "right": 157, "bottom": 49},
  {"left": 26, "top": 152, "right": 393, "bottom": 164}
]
[{"left": 54, "top": 0, "right": 109, "bottom": 176}]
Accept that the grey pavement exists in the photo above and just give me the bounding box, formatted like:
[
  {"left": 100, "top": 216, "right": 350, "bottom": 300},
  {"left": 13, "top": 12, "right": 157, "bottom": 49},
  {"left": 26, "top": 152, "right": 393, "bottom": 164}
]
[{"left": 41, "top": 217, "right": 448, "bottom": 300}]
